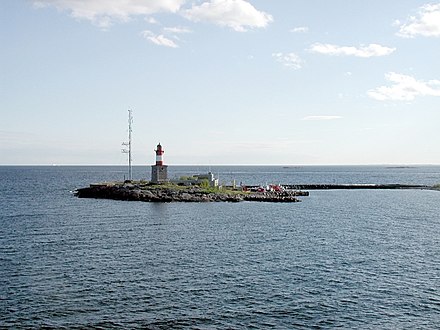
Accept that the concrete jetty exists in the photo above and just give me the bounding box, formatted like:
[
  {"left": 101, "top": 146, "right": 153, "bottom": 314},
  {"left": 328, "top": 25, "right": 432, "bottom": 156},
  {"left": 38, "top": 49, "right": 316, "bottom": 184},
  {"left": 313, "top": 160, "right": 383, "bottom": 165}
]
[{"left": 283, "top": 184, "right": 431, "bottom": 190}]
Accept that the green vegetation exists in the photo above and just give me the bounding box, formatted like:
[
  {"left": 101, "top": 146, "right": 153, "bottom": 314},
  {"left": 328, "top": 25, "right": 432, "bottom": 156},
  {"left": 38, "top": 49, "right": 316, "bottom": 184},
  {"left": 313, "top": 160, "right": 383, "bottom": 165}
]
[
  {"left": 114, "top": 180, "right": 250, "bottom": 196},
  {"left": 139, "top": 181, "right": 247, "bottom": 195},
  {"left": 433, "top": 184, "right": 440, "bottom": 189},
  {"left": 199, "top": 179, "right": 210, "bottom": 188}
]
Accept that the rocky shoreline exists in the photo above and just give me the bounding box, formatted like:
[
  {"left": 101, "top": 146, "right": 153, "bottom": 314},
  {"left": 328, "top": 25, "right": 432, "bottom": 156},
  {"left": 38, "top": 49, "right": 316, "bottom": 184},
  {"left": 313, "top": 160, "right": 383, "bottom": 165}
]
[{"left": 75, "top": 183, "right": 309, "bottom": 203}]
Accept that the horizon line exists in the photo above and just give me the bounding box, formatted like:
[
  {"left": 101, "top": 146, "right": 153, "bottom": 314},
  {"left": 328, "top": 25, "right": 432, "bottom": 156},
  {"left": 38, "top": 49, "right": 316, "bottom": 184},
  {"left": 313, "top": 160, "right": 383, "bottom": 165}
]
[{"left": 1, "top": 163, "right": 439, "bottom": 167}]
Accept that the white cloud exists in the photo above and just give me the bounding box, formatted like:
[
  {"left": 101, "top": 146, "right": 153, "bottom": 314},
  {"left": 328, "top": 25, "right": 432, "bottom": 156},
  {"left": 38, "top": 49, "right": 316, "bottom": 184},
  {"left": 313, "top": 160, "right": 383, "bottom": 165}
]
[
  {"left": 272, "top": 52, "right": 303, "bottom": 70},
  {"left": 183, "top": 0, "right": 273, "bottom": 32},
  {"left": 309, "top": 43, "right": 396, "bottom": 58},
  {"left": 397, "top": 3, "right": 440, "bottom": 38},
  {"left": 290, "top": 26, "right": 309, "bottom": 33},
  {"left": 32, "top": 0, "right": 185, "bottom": 28},
  {"left": 368, "top": 72, "right": 440, "bottom": 101},
  {"left": 142, "top": 30, "right": 178, "bottom": 48},
  {"left": 33, "top": 0, "right": 274, "bottom": 35},
  {"left": 164, "top": 26, "right": 192, "bottom": 34},
  {"left": 142, "top": 26, "right": 191, "bottom": 48},
  {"left": 302, "top": 116, "right": 342, "bottom": 121}
]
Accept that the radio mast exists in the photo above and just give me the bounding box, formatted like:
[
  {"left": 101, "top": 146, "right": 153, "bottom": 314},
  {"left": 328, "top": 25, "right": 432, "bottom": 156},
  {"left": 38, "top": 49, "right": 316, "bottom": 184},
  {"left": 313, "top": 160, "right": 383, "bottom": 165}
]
[{"left": 121, "top": 109, "right": 133, "bottom": 181}]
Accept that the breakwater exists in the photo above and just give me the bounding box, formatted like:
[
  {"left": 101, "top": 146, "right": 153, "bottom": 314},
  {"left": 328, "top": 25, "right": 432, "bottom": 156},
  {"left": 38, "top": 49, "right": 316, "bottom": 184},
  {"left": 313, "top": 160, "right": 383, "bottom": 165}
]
[
  {"left": 246, "top": 184, "right": 432, "bottom": 190},
  {"left": 75, "top": 183, "right": 308, "bottom": 203}
]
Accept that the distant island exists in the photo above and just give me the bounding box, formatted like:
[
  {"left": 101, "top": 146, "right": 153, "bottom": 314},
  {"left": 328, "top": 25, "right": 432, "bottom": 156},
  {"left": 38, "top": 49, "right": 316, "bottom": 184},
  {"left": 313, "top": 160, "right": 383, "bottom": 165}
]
[{"left": 386, "top": 166, "right": 417, "bottom": 169}]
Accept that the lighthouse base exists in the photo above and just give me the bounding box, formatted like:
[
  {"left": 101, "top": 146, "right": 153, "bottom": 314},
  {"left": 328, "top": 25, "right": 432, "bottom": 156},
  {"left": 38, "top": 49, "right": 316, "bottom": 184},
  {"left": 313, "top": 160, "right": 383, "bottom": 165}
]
[{"left": 151, "top": 165, "right": 168, "bottom": 184}]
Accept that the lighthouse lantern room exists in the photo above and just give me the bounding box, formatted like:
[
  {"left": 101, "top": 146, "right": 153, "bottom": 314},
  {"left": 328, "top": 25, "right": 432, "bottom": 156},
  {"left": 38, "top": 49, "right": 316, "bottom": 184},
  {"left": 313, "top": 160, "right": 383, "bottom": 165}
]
[{"left": 151, "top": 143, "right": 168, "bottom": 184}]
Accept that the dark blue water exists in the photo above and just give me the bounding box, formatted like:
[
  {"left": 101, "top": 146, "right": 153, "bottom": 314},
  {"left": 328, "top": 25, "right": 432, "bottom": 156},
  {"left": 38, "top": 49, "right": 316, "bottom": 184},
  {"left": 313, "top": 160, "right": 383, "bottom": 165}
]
[{"left": 1, "top": 166, "right": 440, "bottom": 328}]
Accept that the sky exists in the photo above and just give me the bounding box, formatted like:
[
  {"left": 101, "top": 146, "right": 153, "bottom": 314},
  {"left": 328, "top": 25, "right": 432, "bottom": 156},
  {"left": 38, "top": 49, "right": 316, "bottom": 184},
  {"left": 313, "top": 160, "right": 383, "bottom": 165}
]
[{"left": 1, "top": 0, "right": 440, "bottom": 165}]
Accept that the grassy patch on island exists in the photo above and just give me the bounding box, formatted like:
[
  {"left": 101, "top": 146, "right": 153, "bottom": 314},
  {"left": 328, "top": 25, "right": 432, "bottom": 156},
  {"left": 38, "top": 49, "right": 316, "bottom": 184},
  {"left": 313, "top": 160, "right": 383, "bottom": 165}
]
[{"left": 135, "top": 181, "right": 249, "bottom": 195}]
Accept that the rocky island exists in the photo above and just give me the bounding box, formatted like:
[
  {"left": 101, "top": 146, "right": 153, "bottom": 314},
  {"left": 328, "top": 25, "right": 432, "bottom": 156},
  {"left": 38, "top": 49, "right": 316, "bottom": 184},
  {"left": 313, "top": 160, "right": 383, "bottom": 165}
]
[
  {"left": 75, "top": 182, "right": 309, "bottom": 203},
  {"left": 74, "top": 143, "right": 308, "bottom": 203}
]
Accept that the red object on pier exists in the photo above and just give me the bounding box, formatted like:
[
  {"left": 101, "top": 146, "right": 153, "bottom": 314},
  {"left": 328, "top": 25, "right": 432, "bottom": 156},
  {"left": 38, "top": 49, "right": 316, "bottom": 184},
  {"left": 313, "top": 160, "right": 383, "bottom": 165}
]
[{"left": 155, "top": 143, "right": 164, "bottom": 165}]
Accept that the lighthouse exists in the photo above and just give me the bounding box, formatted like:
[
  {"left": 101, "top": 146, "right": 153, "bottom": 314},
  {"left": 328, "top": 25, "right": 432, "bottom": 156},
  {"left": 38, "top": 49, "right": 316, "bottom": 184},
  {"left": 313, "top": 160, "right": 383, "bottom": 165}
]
[
  {"left": 151, "top": 143, "right": 168, "bottom": 184},
  {"left": 155, "top": 143, "right": 164, "bottom": 165}
]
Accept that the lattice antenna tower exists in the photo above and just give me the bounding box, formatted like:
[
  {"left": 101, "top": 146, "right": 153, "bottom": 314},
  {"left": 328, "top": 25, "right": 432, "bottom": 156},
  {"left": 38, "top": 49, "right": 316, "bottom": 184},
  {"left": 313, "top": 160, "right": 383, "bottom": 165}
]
[{"left": 121, "top": 109, "right": 133, "bottom": 181}]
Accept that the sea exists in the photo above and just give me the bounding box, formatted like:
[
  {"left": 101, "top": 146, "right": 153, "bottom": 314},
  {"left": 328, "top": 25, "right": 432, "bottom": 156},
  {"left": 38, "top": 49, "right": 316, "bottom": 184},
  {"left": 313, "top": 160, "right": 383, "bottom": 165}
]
[{"left": 1, "top": 165, "right": 439, "bottom": 329}]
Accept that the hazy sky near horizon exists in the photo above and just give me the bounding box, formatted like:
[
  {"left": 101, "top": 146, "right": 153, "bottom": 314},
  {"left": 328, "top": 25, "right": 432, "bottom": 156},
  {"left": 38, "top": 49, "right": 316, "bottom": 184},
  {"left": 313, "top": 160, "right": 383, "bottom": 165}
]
[{"left": 1, "top": 0, "right": 440, "bottom": 165}]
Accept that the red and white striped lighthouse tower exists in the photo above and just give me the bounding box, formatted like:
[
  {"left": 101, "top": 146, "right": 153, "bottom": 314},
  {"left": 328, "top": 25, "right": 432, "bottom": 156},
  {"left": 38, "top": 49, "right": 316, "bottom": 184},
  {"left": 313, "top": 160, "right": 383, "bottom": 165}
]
[
  {"left": 155, "top": 143, "right": 164, "bottom": 165},
  {"left": 151, "top": 143, "right": 168, "bottom": 183}
]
